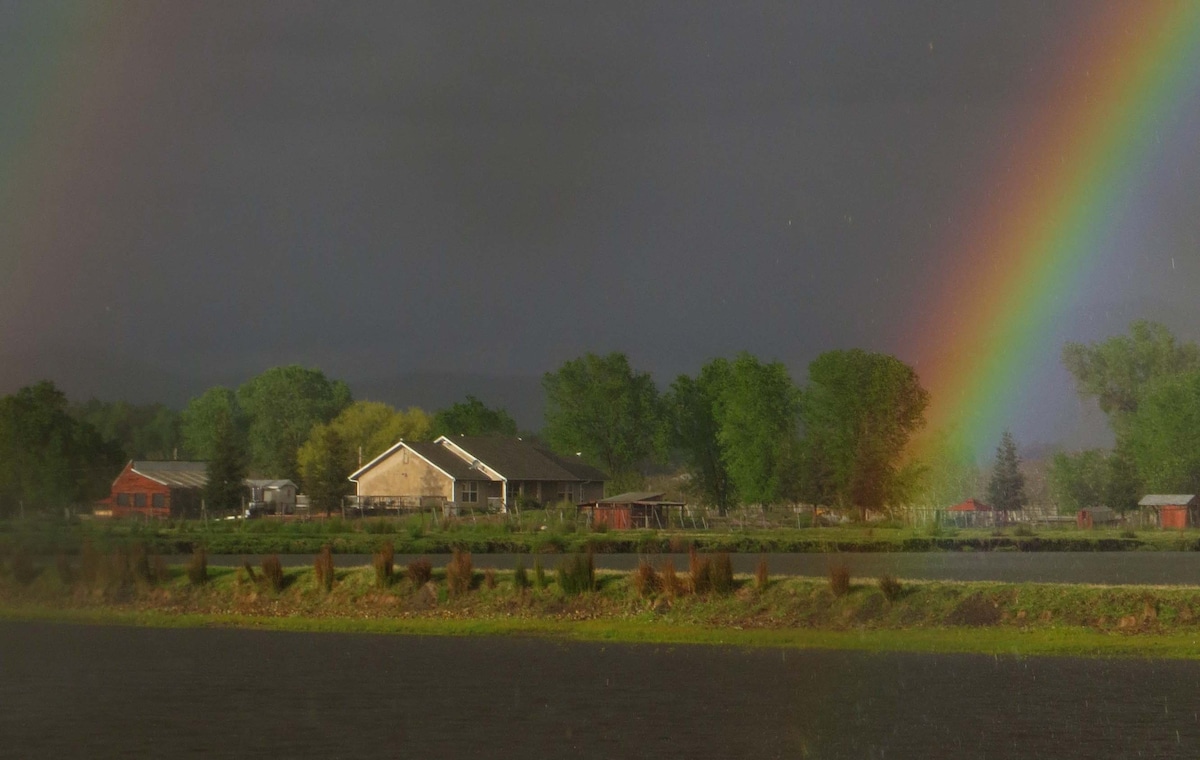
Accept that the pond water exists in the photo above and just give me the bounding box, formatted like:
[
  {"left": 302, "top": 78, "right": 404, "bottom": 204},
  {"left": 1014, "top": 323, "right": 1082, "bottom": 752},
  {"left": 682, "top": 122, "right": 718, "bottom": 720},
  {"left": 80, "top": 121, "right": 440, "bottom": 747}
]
[
  {"left": 202, "top": 551, "right": 1200, "bottom": 586},
  {"left": 2, "top": 622, "right": 1197, "bottom": 759}
]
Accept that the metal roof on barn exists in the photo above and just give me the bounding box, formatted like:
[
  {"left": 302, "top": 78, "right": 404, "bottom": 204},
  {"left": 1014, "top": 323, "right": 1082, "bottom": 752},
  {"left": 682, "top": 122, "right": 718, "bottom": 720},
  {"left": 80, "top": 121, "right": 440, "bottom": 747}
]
[
  {"left": 1138, "top": 494, "right": 1197, "bottom": 507},
  {"left": 131, "top": 461, "right": 209, "bottom": 488},
  {"left": 947, "top": 498, "right": 991, "bottom": 512}
]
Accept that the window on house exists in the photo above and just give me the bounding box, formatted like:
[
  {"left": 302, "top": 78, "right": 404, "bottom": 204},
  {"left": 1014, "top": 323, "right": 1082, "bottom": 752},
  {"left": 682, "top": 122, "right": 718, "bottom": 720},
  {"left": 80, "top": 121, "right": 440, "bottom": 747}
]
[
  {"left": 134, "top": 493, "right": 147, "bottom": 508},
  {"left": 557, "top": 482, "right": 577, "bottom": 503},
  {"left": 116, "top": 493, "right": 130, "bottom": 506},
  {"left": 152, "top": 493, "right": 165, "bottom": 508},
  {"left": 461, "top": 481, "right": 479, "bottom": 503}
]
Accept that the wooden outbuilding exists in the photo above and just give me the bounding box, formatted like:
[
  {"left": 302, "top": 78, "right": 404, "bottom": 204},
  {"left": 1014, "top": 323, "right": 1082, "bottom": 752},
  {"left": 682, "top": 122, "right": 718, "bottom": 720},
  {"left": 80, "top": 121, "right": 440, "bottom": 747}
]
[
  {"left": 1138, "top": 495, "right": 1198, "bottom": 529},
  {"left": 945, "top": 498, "right": 992, "bottom": 528},
  {"left": 578, "top": 492, "right": 684, "bottom": 530},
  {"left": 1076, "top": 506, "right": 1118, "bottom": 529},
  {"left": 102, "top": 461, "right": 208, "bottom": 519}
]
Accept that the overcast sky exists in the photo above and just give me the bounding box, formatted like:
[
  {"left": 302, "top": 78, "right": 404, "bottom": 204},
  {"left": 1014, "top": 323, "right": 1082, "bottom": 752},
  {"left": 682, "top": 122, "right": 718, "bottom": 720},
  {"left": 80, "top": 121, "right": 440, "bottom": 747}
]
[{"left": 1, "top": 2, "right": 1197, "bottom": 448}]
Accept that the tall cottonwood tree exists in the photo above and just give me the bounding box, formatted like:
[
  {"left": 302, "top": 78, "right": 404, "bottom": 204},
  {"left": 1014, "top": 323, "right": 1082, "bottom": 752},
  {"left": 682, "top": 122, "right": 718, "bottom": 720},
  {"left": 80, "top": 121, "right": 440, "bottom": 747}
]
[
  {"left": 543, "top": 352, "right": 664, "bottom": 490},
  {"left": 801, "top": 350, "right": 928, "bottom": 517},
  {"left": 237, "top": 366, "right": 352, "bottom": 481}
]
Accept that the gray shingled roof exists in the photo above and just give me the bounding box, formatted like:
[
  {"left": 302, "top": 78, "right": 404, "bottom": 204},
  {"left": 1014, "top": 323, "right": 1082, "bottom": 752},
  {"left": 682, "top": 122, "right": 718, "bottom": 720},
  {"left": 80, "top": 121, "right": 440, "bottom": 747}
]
[
  {"left": 131, "top": 461, "right": 209, "bottom": 488},
  {"left": 407, "top": 441, "right": 494, "bottom": 481},
  {"left": 441, "top": 436, "right": 608, "bottom": 482},
  {"left": 1138, "top": 494, "right": 1197, "bottom": 507}
]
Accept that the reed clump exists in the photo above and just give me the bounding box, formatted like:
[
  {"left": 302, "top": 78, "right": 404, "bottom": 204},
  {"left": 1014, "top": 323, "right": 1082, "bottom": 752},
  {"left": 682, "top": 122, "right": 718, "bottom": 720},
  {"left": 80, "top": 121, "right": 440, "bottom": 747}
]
[
  {"left": 557, "top": 551, "right": 595, "bottom": 595},
  {"left": 660, "top": 560, "right": 682, "bottom": 599},
  {"left": 709, "top": 552, "right": 735, "bottom": 594},
  {"left": 373, "top": 540, "right": 395, "bottom": 588},
  {"left": 314, "top": 544, "right": 335, "bottom": 592},
  {"left": 878, "top": 574, "right": 903, "bottom": 602},
  {"left": 533, "top": 557, "right": 547, "bottom": 590},
  {"left": 407, "top": 557, "right": 433, "bottom": 587},
  {"left": 484, "top": 568, "right": 497, "bottom": 590},
  {"left": 446, "top": 548, "right": 473, "bottom": 596},
  {"left": 186, "top": 546, "right": 208, "bottom": 586},
  {"left": 262, "top": 555, "right": 285, "bottom": 592},
  {"left": 689, "top": 547, "right": 711, "bottom": 595},
  {"left": 829, "top": 563, "right": 851, "bottom": 597},
  {"left": 631, "top": 560, "right": 660, "bottom": 597},
  {"left": 755, "top": 557, "right": 769, "bottom": 591},
  {"left": 513, "top": 556, "right": 530, "bottom": 590}
]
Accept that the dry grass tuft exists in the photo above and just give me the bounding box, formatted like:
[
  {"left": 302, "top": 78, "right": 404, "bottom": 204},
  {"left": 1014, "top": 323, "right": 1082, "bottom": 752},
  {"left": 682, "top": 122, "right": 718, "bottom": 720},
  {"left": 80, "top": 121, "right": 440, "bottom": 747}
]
[
  {"left": 314, "top": 544, "right": 335, "bottom": 592},
  {"left": 755, "top": 557, "right": 769, "bottom": 591},
  {"left": 631, "top": 560, "right": 660, "bottom": 597},
  {"left": 446, "top": 549, "right": 473, "bottom": 596},
  {"left": 373, "top": 540, "right": 395, "bottom": 588},
  {"left": 407, "top": 557, "right": 433, "bottom": 587},
  {"left": 829, "top": 563, "right": 851, "bottom": 597},
  {"left": 186, "top": 547, "right": 208, "bottom": 586},
  {"left": 262, "top": 555, "right": 285, "bottom": 592}
]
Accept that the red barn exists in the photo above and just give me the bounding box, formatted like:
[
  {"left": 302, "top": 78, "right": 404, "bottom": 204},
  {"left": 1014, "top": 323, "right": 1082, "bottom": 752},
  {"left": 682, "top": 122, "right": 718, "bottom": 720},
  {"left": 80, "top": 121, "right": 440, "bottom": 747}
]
[
  {"left": 102, "top": 461, "right": 208, "bottom": 519},
  {"left": 578, "top": 492, "right": 684, "bottom": 530}
]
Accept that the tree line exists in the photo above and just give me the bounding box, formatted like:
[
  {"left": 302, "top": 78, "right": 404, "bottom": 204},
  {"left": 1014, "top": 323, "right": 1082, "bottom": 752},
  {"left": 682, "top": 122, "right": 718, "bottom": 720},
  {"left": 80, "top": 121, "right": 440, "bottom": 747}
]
[{"left": 7, "top": 321, "right": 1184, "bottom": 519}]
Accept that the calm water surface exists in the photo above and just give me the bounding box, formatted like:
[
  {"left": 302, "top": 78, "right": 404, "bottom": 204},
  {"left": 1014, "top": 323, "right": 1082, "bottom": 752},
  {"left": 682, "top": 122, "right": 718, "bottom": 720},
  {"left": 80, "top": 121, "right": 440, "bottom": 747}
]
[
  {"left": 203, "top": 551, "right": 1200, "bottom": 585},
  {"left": 2, "top": 622, "right": 1199, "bottom": 759}
]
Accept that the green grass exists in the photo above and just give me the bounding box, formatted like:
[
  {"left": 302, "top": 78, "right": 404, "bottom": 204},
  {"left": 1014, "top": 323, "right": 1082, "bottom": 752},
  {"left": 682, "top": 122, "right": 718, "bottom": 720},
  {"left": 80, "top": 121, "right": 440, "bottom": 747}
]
[{"left": 8, "top": 552, "right": 1200, "bottom": 659}]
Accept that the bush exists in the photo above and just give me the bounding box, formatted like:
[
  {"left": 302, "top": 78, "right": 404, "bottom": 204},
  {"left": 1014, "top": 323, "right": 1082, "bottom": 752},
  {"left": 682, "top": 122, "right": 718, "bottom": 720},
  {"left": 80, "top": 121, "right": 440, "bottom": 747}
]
[
  {"left": 373, "top": 540, "right": 395, "bottom": 588},
  {"left": 533, "top": 557, "right": 547, "bottom": 590},
  {"left": 79, "top": 541, "right": 100, "bottom": 586},
  {"left": 364, "top": 519, "right": 397, "bottom": 535},
  {"left": 11, "top": 549, "right": 36, "bottom": 585},
  {"left": 631, "top": 561, "right": 660, "bottom": 597},
  {"left": 688, "top": 546, "right": 710, "bottom": 595},
  {"left": 1121, "top": 529, "right": 1138, "bottom": 539},
  {"left": 755, "top": 557, "right": 769, "bottom": 591},
  {"left": 484, "top": 568, "right": 497, "bottom": 590},
  {"left": 446, "top": 548, "right": 473, "bottom": 596},
  {"left": 513, "top": 556, "right": 530, "bottom": 590},
  {"left": 829, "top": 563, "right": 851, "bottom": 597},
  {"left": 1013, "top": 524, "right": 1035, "bottom": 537},
  {"left": 660, "top": 560, "right": 682, "bottom": 598},
  {"left": 878, "top": 574, "right": 903, "bottom": 602},
  {"left": 314, "top": 544, "right": 335, "bottom": 592},
  {"left": 187, "top": 547, "right": 208, "bottom": 586},
  {"left": 130, "top": 542, "right": 153, "bottom": 585},
  {"left": 557, "top": 552, "right": 595, "bottom": 595},
  {"left": 407, "top": 557, "right": 433, "bottom": 587},
  {"left": 152, "top": 554, "right": 169, "bottom": 584},
  {"left": 262, "top": 555, "right": 285, "bottom": 592},
  {"left": 709, "top": 552, "right": 734, "bottom": 594},
  {"left": 55, "top": 553, "right": 73, "bottom": 585},
  {"left": 405, "top": 517, "right": 425, "bottom": 541},
  {"left": 591, "top": 520, "right": 609, "bottom": 534}
]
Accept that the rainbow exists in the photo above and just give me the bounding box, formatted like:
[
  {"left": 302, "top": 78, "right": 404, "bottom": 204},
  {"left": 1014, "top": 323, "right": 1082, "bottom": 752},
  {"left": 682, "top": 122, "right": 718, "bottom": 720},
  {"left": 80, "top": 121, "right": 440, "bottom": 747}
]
[{"left": 908, "top": 2, "right": 1200, "bottom": 459}]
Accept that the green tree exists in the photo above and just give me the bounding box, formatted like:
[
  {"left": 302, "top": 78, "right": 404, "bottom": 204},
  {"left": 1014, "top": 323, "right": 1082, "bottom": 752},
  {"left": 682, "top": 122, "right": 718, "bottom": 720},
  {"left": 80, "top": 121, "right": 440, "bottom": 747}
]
[
  {"left": 912, "top": 428, "right": 980, "bottom": 509},
  {"left": 1124, "top": 371, "right": 1200, "bottom": 494},
  {"left": 667, "top": 361, "right": 737, "bottom": 512},
  {"left": 1063, "top": 320, "right": 1200, "bottom": 430},
  {"left": 1105, "top": 440, "right": 1143, "bottom": 514},
  {"left": 1047, "top": 449, "right": 1109, "bottom": 513},
  {"left": 711, "top": 354, "right": 801, "bottom": 506},
  {"left": 181, "top": 387, "right": 244, "bottom": 460},
  {"left": 542, "top": 352, "right": 664, "bottom": 485},
  {"left": 431, "top": 395, "right": 518, "bottom": 438},
  {"left": 297, "top": 401, "right": 431, "bottom": 493},
  {"left": 300, "top": 426, "right": 354, "bottom": 516},
  {"left": 237, "top": 366, "right": 352, "bottom": 481},
  {"left": 0, "top": 382, "right": 122, "bottom": 516},
  {"left": 987, "top": 430, "right": 1027, "bottom": 519},
  {"left": 203, "top": 409, "right": 248, "bottom": 515},
  {"left": 801, "top": 350, "right": 929, "bottom": 517},
  {"left": 71, "top": 400, "right": 182, "bottom": 461}
]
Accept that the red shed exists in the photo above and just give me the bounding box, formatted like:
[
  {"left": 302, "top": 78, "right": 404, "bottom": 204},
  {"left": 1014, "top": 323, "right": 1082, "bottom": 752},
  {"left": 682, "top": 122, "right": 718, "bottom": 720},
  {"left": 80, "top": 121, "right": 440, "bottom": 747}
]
[
  {"left": 945, "top": 498, "right": 992, "bottom": 528},
  {"left": 578, "top": 492, "right": 684, "bottom": 530},
  {"left": 101, "top": 461, "right": 209, "bottom": 519},
  {"left": 1138, "top": 495, "right": 1197, "bottom": 530}
]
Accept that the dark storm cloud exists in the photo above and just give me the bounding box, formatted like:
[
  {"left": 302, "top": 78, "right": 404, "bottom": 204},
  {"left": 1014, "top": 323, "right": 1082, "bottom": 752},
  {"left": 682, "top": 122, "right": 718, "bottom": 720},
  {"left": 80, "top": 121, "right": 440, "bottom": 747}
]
[{"left": 2, "top": 1, "right": 1198, "bottom": 447}]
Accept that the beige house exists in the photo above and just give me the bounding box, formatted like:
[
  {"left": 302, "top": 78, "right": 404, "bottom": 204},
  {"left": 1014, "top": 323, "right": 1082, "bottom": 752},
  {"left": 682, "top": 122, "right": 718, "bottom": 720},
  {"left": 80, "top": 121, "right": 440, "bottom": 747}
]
[{"left": 348, "top": 435, "right": 607, "bottom": 512}]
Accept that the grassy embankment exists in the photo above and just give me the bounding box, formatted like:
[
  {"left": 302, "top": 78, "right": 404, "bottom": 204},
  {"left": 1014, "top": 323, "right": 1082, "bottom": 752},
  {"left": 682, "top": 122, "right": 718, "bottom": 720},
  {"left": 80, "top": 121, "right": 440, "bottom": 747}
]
[
  {"left": 5, "top": 546, "right": 1200, "bottom": 659},
  {"left": 5, "top": 514, "right": 1200, "bottom": 556}
]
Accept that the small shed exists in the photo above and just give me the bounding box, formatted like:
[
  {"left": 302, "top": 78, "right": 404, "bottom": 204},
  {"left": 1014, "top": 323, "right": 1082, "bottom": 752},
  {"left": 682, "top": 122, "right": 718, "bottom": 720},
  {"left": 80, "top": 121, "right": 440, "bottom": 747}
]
[
  {"left": 578, "top": 492, "right": 684, "bottom": 530},
  {"left": 1076, "top": 506, "right": 1118, "bottom": 529},
  {"left": 945, "top": 498, "right": 992, "bottom": 528},
  {"left": 1138, "top": 495, "right": 1198, "bottom": 529},
  {"left": 245, "top": 479, "right": 298, "bottom": 515}
]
